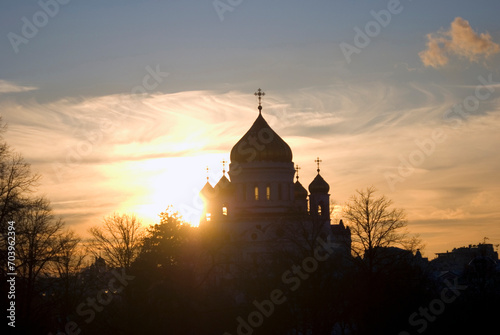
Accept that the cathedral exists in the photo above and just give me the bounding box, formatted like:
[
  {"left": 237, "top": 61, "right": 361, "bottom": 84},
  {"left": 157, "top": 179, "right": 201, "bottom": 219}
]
[{"left": 199, "top": 89, "right": 351, "bottom": 264}]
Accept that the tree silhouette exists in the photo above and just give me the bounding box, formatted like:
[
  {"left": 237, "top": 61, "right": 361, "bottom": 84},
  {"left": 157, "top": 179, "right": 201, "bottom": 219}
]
[
  {"left": 126, "top": 208, "right": 197, "bottom": 334},
  {"left": 0, "top": 118, "right": 40, "bottom": 227},
  {"left": 49, "top": 230, "right": 86, "bottom": 313},
  {"left": 342, "top": 186, "right": 427, "bottom": 334},
  {"left": 88, "top": 213, "right": 144, "bottom": 269},
  {"left": 0, "top": 117, "right": 85, "bottom": 333},
  {"left": 0, "top": 117, "right": 41, "bottom": 280},
  {"left": 343, "top": 186, "right": 419, "bottom": 274},
  {"left": 134, "top": 208, "right": 190, "bottom": 270},
  {"left": 11, "top": 196, "right": 66, "bottom": 326}
]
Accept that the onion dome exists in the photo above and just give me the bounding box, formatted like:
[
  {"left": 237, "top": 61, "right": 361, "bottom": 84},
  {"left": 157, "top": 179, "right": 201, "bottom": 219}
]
[
  {"left": 294, "top": 180, "right": 308, "bottom": 199},
  {"left": 308, "top": 173, "right": 330, "bottom": 194},
  {"left": 230, "top": 112, "right": 292, "bottom": 164},
  {"left": 214, "top": 175, "right": 232, "bottom": 196},
  {"left": 309, "top": 157, "right": 330, "bottom": 194},
  {"left": 200, "top": 181, "right": 215, "bottom": 200}
]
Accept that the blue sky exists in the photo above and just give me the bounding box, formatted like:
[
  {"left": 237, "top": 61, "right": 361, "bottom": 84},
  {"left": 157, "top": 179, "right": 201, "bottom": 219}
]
[{"left": 1, "top": 0, "right": 500, "bottom": 257}]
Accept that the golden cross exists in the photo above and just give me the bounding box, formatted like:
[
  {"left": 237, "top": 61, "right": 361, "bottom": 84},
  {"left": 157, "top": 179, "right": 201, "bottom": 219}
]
[
  {"left": 254, "top": 88, "right": 265, "bottom": 112},
  {"left": 314, "top": 157, "right": 322, "bottom": 173},
  {"left": 221, "top": 160, "right": 227, "bottom": 174},
  {"left": 295, "top": 164, "right": 301, "bottom": 181},
  {"left": 205, "top": 166, "right": 209, "bottom": 182}
]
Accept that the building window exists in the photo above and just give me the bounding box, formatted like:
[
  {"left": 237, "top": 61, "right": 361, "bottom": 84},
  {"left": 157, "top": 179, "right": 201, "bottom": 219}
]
[
  {"left": 222, "top": 206, "right": 227, "bottom": 216},
  {"left": 266, "top": 185, "right": 271, "bottom": 200},
  {"left": 254, "top": 186, "right": 259, "bottom": 200},
  {"left": 317, "top": 205, "right": 322, "bottom": 215}
]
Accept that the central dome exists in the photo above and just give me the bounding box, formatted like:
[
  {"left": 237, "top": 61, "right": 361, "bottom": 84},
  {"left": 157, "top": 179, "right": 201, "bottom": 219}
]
[{"left": 230, "top": 112, "right": 293, "bottom": 163}]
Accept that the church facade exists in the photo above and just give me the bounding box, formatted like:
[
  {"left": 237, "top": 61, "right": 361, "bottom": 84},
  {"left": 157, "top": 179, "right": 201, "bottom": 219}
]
[{"left": 199, "top": 90, "right": 351, "bottom": 265}]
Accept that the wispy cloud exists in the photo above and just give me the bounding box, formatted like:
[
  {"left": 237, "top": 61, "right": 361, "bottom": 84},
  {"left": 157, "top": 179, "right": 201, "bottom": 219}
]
[
  {"left": 1, "top": 80, "right": 499, "bottom": 256},
  {"left": 419, "top": 17, "right": 500, "bottom": 68},
  {"left": 0, "top": 79, "right": 38, "bottom": 94}
]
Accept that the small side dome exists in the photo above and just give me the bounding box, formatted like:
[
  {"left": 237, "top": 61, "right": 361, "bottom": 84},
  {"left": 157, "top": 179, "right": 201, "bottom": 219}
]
[
  {"left": 294, "top": 180, "right": 308, "bottom": 199},
  {"left": 200, "top": 181, "right": 215, "bottom": 200},
  {"left": 308, "top": 173, "right": 330, "bottom": 194},
  {"left": 214, "top": 175, "right": 233, "bottom": 196}
]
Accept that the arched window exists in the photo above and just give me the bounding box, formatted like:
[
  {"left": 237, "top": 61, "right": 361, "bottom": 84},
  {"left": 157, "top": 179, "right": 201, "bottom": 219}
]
[
  {"left": 317, "top": 205, "right": 322, "bottom": 215},
  {"left": 266, "top": 185, "right": 271, "bottom": 200},
  {"left": 222, "top": 206, "right": 227, "bottom": 216},
  {"left": 254, "top": 186, "right": 259, "bottom": 200}
]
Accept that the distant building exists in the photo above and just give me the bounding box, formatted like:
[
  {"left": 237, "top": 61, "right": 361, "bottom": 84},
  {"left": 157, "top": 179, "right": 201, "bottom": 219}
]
[
  {"left": 432, "top": 243, "right": 499, "bottom": 275},
  {"left": 199, "top": 90, "right": 351, "bottom": 271}
]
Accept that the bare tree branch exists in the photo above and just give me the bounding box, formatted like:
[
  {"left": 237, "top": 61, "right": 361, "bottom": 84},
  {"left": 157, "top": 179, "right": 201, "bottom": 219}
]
[
  {"left": 88, "top": 213, "right": 144, "bottom": 268},
  {"left": 343, "top": 186, "right": 421, "bottom": 274}
]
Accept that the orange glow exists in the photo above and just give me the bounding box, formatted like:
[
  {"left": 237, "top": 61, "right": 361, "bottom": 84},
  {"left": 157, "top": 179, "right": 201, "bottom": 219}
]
[{"left": 116, "top": 153, "right": 230, "bottom": 227}]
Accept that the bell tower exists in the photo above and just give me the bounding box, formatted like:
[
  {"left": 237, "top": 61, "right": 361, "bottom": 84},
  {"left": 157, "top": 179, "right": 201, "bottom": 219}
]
[{"left": 308, "top": 157, "right": 330, "bottom": 223}]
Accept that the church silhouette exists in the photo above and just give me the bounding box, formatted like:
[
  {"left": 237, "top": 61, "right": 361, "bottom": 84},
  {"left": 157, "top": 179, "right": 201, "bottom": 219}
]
[{"left": 199, "top": 89, "right": 351, "bottom": 265}]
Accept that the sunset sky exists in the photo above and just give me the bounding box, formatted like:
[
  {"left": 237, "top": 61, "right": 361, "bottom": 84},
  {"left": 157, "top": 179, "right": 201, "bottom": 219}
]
[{"left": 1, "top": 0, "right": 500, "bottom": 257}]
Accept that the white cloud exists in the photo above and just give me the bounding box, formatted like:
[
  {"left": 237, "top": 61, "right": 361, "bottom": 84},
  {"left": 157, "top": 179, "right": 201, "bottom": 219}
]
[
  {"left": 0, "top": 79, "right": 38, "bottom": 94},
  {"left": 419, "top": 17, "right": 500, "bottom": 68}
]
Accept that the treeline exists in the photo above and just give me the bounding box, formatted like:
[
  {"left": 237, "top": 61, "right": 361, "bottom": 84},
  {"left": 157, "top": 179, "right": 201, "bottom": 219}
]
[{"left": 5, "top": 210, "right": 497, "bottom": 335}]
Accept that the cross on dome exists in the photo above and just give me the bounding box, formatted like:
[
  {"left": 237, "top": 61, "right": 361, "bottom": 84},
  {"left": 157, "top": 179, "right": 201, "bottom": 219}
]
[
  {"left": 254, "top": 88, "right": 265, "bottom": 113},
  {"left": 295, "top": 164, "right": 301, "bottom": 181},
  {"left": 221, "top": 160, "right": 227, "bottom": 174},
  {"left": 315, "top": 157, "right": 322, "bottom": 173}
]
